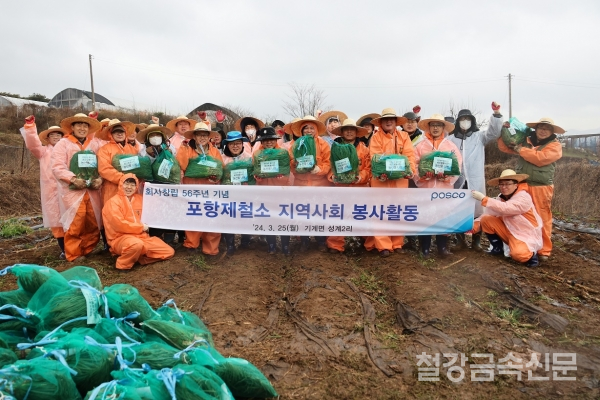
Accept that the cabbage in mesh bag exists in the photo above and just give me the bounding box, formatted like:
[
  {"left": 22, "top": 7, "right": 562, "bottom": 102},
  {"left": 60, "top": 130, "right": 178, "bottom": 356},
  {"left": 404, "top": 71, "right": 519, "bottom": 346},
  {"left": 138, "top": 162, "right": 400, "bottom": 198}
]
[
  {"left": 418, "top": 151, "right": 460, "bottom": 176},
  {"left": 151, "top": 147, "right": 181, "bottom": 184},
  {"left": 69, "top": 150, "right": 99, "bottom": 190},
  {"left": 111, "top": 154, "right": 154, "bottom": 181},
  {"left": 292, "top": 135, "right": 317, "bottom": 174},
  {"left": 214, "top": 358, "right": 278, "bottom": 399},
  {"left": 222, "top": 158, "right": 255, "bottom": 185},
  {"left": 104, "top": 284, "right": 158, "bottom": 323},
  {"left": 253, "top": 148, "right": 291, "bottom": 178},
  {"left": 142, "top": 319, "right": 213, "bottom": 349},
  {"left": 0, "top": 264, "right": 65, "bottom": 295},
  {"left": 371, "top": 154, "right": 412, "bottom": 180},
  {"left": 184, "top": 155, "right": 223, "bottom": 180},
  {"left": 330, "top": 142, "right": 359, "bottom": 184},
  {"left": 500, "top": 116, "right": 532, "bottom": 148},
  {"left": 60, "top": 266, "right": 102, "bottom": 291},
  {"left": 155, "top": 299, "right": 210, "bottom": 331}
]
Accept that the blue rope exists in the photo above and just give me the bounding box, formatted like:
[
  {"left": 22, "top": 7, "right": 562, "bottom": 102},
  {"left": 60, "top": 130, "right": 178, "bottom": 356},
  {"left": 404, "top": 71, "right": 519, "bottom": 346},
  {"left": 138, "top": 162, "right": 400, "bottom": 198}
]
[
  {"left": 17, "top": 316, "right": 87, "bottom": 350},
  {"left": 162, "top": 299, "right": 185, "bottom": 325},
  {"left": 68, "top": 280, "right": 110, "bottom": 319}
]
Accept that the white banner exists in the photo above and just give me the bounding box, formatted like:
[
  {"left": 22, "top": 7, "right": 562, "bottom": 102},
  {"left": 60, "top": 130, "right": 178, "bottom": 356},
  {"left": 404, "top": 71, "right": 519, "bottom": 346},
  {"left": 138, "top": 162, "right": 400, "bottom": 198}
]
[{"left": 141, "top": 183, "right": 475, "bottom": 236}]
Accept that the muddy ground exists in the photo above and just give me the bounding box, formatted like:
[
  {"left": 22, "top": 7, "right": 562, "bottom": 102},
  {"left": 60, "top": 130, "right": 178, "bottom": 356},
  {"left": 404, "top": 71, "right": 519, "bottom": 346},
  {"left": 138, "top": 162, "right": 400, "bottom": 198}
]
[{"left": 2, "top": 219, "right": 600, "bottom": 399}]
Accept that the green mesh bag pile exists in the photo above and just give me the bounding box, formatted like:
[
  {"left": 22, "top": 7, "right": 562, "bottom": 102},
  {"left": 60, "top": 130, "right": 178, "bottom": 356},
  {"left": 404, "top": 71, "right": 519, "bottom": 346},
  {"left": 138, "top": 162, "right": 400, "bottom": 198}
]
[
  {"left": 253, "top": 148, "right": 290, "bottom": 178},
  {"left": 501, "top": 117, "right": 532, "bottom": 148},
  {"left": 418, "top": 151, "right": 460, "bottom": 176},
  {"left": 372, "top": 154, "right": 412, "bottom": 180},
  {"left": 0, "top": 264, "right": 278, "bottom": 399},
  {"left": 69, "top": 150, "right": 99, "bottom": 189},
  {"left": 111, "top": 154, "right": 154, "bottom": 181},
  {"left": 330, "top": 142, "right": 359, "bottom": 184},
  {"left": 222, "top": 158, "right": 255, "bottom": 185},
  {"left": 292, "top": 135, "right": 317, "bottom": 173},
  {"left": 184, "top": 155, "right": 223, "bottom": 180}
]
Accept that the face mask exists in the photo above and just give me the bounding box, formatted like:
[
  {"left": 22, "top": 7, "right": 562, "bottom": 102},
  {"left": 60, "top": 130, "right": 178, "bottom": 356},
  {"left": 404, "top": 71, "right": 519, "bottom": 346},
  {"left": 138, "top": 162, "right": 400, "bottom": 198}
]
[
  {"left": 459, "top": 120, "right": 471, "bottom": 130},
  {"left": 246, "top": 129, "right": 256, "bottom": 140},
  {"left": 149, "top": 136, "right": 162, "bottom": 146}
]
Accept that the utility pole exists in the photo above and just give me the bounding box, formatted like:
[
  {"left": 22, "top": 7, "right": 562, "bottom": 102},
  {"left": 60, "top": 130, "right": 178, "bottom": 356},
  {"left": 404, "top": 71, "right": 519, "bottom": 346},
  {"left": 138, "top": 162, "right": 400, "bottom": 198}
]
[
  {"left": 508, "top": 73, "right": 512, "bottom": 118},
  {"left": 89, "top": 54, "right": 96, "bottom": 111}
]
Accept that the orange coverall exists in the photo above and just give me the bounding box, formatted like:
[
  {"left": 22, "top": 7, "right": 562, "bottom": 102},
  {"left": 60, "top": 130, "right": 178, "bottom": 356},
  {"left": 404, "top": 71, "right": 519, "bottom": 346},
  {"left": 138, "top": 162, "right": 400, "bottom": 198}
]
[
  {"left": 176, "top": 143, "right": 223, "bottom": 255},
  {"left": 98, "top": 137, "right": 140, "bottom": 206},
  {"left": 102, "top": 174, "right": 174, "bottom": 269},
  {"left": 365, "top": 130, "right": 416, "bottom": 252},
  {"left": 326, "top": 140, "right": 371, "bottom": 252},
  {"left": 497, "top": 137, "right": 562, "bottom": 256},
  {"left": 288, "top": 136, "right": 332, "bottom": 187}
]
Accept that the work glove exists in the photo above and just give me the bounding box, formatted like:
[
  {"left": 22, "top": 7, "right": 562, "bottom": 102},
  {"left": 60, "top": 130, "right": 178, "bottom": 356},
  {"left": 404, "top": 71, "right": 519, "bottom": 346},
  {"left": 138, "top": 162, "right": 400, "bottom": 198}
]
[
  {"left": 197, "top": 111, "right": 207, "bottom": 120},
  {"left": 88, "top": 111, "right": 99, "bottom": 120},
  {"left": 315, "top": 110, "right": 323, "bottom": 118},
  {"left": 404, "top": 173, "right": 414, "bottom": 180},
  {"left": 215, "top": 110, "right": 226, "bottom": 123},
  {"left": 471, "top": 191, "right": 485, "bottom": 201},
  {"left": 310, "top": 165, "right": 321, "bottom": 175},
  {"left": 71, "top": 178, "right": 87, "bottom": 189},
  {"left": 142, "top": 224, "right": 149, "bottom": 232},
  {"left": 491, "top": 101, "right": 501, "bottom": 114},
  {"left": 423, "top": 171, "right": 434, "bottom": 181},
  {"left": 378, "top": 173, "right": 388, "bottom": 182},
  {"left": 208, "top": 175, "right": 220, "bottom": 183},
  {"left": 24, "top": 115, "right": 35, "bottom": 125},
  {"left": 151, "top": 116, "right": 160, "bottom": 125},
  {"left": 436, "top": 172, "right": 448, "bottom": 181},
  {"left": 90, "top": 177, "right": 103, "bottom": 190},
  {"left": 413, "top": 105, "right": 421, "bottom": 122}
]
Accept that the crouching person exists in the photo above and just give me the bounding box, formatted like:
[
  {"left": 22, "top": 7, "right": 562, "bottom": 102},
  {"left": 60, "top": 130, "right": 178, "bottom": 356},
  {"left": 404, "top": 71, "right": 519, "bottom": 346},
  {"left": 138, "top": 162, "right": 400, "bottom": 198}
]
[
  {"left": 102, "top": 174, "right": 175, "bottom": 270},
  {"left": 471, "top": 169, "right": 542, "bottom": 267}
]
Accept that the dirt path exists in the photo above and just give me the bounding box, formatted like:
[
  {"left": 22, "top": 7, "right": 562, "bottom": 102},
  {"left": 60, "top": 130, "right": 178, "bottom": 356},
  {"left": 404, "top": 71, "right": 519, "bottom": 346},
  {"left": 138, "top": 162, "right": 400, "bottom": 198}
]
[{"left": 1, "top": 228, "right": 600, "bottom": 399}]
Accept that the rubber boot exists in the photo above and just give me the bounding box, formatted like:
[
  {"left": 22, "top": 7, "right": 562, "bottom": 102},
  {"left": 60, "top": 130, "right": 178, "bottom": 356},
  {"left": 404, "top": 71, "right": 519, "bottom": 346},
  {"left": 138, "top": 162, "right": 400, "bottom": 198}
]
[
  {"left": 471, "top": 232, "right": 482, "bottom": 251},
  {"left": 404, "top": 236, "right": 419, "bottom": 252},
  {"left": 281, "top": 236, "right": 291, "bottom": 256},
  {"left": 436, "top": 235, "right": 453, "bottom": 258},
  {"left": 420, "top": 235, "right": 432, "bottom": 259},
  {"left": 224, "top": 234, "right": 235, "bottom": 256},
  {"left": 454, "top": 233, "right": 468, "bottom": 250},
  {"left": 100, "top": 228, "right": 109, "bottom": 252},
  {"left": 485, "top": 233, "right": 504, "bottom": 256},
  {"left": 57, "top": 237, "right": 65, "bottom": 260},
  {"left": 316, "top": 236, "right": 327, "bottom": 252},
  {"left": 239, "top": 234, "right": 251, "bottom": 249},
  {"left": 266, "top": 236, "right": 277, "bottom": 255},
  {"left": 526, "top": 253, "right": 539, "bottom": 268},
  {"left": 300, "top": 237, "right": 310, "bottom": 252}
]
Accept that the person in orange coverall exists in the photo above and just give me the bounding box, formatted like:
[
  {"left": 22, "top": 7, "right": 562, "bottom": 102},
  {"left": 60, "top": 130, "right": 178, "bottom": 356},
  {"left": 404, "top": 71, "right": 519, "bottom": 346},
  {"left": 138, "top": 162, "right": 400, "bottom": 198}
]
[
  {"left": 326, "top": 118, "right": 372, "bottom": 254},
  {"left": 97, "top": 119, "right": 140, "bottom": 206},
  {"left": 51, "top": 113, "right": 104, "bottom": 262},
  {"left": 20, "top": 116, "right": 67, "bottom": 257},
  {"left": 365, "top": 108, "right": 416, "bottom": 257},
  {"left": 497, "top": 117, "right": 564, "bottom": 261},
  {"left": 102, "top": 174, "right": 174, "bottom": 270},
  {"left": 176, "top": 122, "right": 223, "bottom": 256},
  {"left": 289, "top": 115, "right": 332, "bottom": 252}
]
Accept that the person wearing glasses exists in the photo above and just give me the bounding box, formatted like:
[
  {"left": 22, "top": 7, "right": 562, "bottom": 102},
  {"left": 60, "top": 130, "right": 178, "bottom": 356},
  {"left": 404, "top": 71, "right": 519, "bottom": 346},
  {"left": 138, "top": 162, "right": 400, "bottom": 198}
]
[
  {"left": 497, "top": 117, "right": 565, "bottom": 262},
  {"left": 413, "top": 114, "right": 462, "bottom": 258},
  {"left": 471, "top": 169, "right": 542, "bottom": 268}
]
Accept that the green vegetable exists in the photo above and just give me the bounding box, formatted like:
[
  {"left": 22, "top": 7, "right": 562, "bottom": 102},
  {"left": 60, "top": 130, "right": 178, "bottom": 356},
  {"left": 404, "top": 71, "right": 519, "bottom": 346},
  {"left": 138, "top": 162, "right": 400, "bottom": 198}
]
[
  {"left": 222, "top": 158, "right": 255, "bottom": 185},
  {"left": 69, "top": 150, "right": 99, "bottom": 190},
  {"left": 501, "top": 117, "right": 532, "bottom": 148},
  {"left": 111, "top": 154, "right": 154, "bottom": 181},
  {"left": 292, "top": 135, "right": 317, "bottom": 173},
  {"left": 151, "top": 147, "right": 180, "bottom": 184},
  {"left": 418, "top": 151, "right": 460, "bottom": 176},
  {"left": 184, "top": 155, "right": 223, "bottom": 180},
  {"left": 330, "top": 142, "right": 359, "bottom": 184},
  {"left": 371, "top": 154, "right": 412, "bottom": 180},
  {"left": 253, "top": 148, "right": 291, "bottom": 178}
]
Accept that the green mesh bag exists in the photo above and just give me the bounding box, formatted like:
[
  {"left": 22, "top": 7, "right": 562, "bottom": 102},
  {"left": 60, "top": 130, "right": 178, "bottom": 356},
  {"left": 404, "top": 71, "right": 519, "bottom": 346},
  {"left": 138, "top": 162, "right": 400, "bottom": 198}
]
[
  {"left": 222, "top": 158, "right": 256, "bottom": 185},
  {"left": 142, "top": 319, "right": 213, "bottom": 349},
  {"left": 170, "top": 364, "right": 233, "bottom": 400},
  {"left": 152, "top": 147, "right": 181, "bottom": 184},
  {"left": 371, "top": 154, "right": 412, "bottom": 180},
  {"left": 0, "top": 358, "right": 82, "bottom": 400},
  {"left": 501, "top": 117, "right": 532, "bottom": 148},
  {"left": 60, "top": 266, "right": 102, "bottom": 291},
  {"left": 330, "top": 142, "right": 359, "bottom": 184},
  {"left": 27, "top": 336, "right": 113, "bottom": 395},
  {"left": 214, "top": 357, "right": 278, "bottom": 398},
  {"left": 69, "top": 150, "right": 99, "bottom": 190},
  {"left": 0, "top": 289, "right": 31, "bottom": 309},
  {"left": 94, "top": 316, "right": 145, "bottom": 344},
  {"left": 155, "top": 299, "right": 210, "bottom": 331},
  {"left": 0, "top": 348, "right": 17, "bottom": 368},
  {"left": 84, "top": 379, "right": 144, "bottom": 400},
  {"left": 418, "top": 151, "right": 460, "bottom": 176},
  {"left": 112, "top": 154, "right": 154, "bottom": 181},
  {"left": 122, "top": 342, "right": 183, "bottom": 370},
  {"left": 0, "top": 304, "right": 38, "bottom": 332},
  {"left": 184, "top": 155, "right": 223, "bottom": 180},
  {"left": 26, "top": 275, "right": 71, "bottom": 314},
  {"left": 253, "top": 148, "right": 291, "bottom": 178},
  {"left": 292, "top": 135, "right": 317, "bottom": 174},
  {"left": 104, "top": 284, "right": 158, "bottom": 323},
  {"left": 0, "top": 264, "right": 65, "bottom": 295},
  {"left": 0, "top": 330, "right": 33, "bottom": 351}
]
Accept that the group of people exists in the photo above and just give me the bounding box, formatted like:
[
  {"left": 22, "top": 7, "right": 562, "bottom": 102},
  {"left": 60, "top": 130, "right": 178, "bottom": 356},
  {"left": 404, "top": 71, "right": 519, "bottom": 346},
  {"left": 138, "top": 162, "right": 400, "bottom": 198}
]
[{"left": 20, "top": 100, "right": 565, "bottom": 270}]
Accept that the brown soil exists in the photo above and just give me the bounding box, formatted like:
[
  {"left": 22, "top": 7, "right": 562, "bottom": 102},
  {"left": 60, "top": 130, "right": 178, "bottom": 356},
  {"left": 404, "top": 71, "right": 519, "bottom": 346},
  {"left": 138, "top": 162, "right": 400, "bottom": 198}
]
[{"left": 2, "top": 225, "right": 600, "bottom": 399}]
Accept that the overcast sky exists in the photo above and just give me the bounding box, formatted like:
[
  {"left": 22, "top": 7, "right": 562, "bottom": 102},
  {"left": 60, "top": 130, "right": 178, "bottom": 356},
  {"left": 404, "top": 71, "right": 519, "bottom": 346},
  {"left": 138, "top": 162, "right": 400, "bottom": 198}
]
[{"left": 2, "top": 0, "right": 600, "bottom": 132}]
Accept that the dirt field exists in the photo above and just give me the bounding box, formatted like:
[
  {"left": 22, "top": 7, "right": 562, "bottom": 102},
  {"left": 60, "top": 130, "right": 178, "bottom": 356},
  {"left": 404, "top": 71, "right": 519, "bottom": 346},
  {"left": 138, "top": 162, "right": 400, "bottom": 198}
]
[{"left": 2, "top": 219, "right": 600, "bottom": 399}]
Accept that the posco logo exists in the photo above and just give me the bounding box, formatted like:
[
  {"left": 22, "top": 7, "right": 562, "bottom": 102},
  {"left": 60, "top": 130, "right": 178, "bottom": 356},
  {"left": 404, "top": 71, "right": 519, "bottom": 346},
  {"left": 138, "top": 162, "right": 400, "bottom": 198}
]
[{"left": 431, "top": 192, "right": 466, "bottom": 201}]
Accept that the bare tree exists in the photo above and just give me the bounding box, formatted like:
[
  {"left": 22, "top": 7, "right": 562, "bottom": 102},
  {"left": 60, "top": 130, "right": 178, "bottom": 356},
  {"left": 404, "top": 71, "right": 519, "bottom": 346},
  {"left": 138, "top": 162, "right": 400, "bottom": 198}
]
[
  {"left": 282, "top": 83, "right": 332, "bottom": 118},
  {"left": 444, "top": 101, "right": 488, "bottom": 129}
]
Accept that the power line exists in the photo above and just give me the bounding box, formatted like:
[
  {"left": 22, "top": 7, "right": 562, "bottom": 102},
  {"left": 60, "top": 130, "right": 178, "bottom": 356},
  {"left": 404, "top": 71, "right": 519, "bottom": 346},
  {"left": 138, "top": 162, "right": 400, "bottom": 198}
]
[
  {"left": 94, "top": 58, "right": 504, "bottom": 89},
  {"left": 515, "top": 77, "right": 600, "bottom": 89}
]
